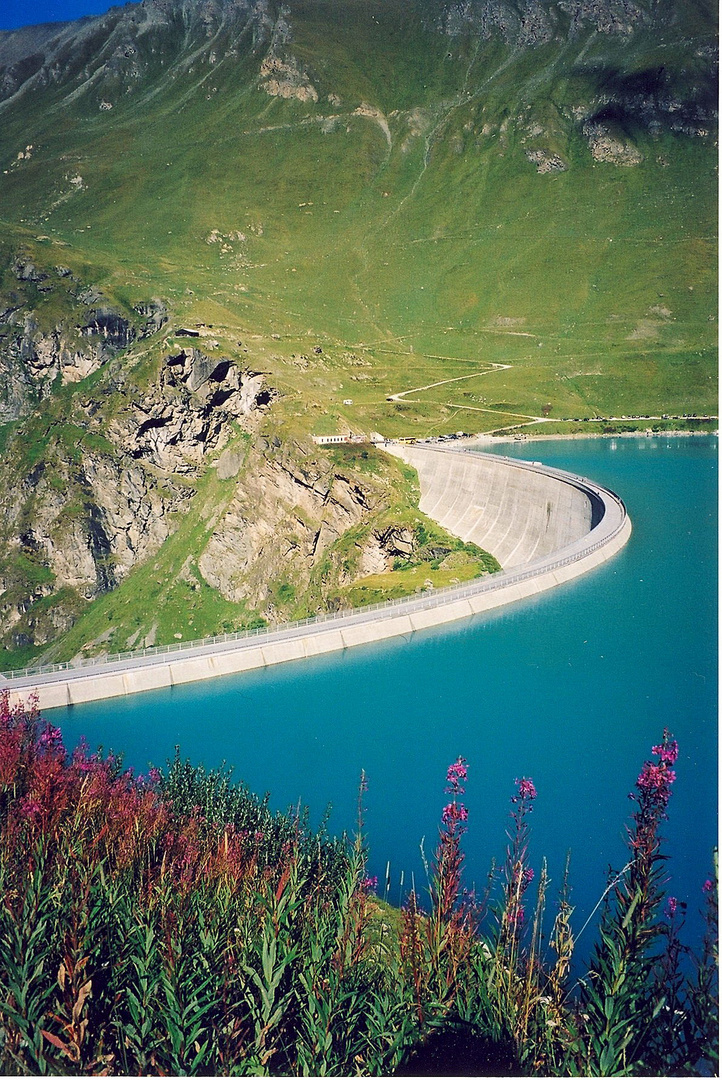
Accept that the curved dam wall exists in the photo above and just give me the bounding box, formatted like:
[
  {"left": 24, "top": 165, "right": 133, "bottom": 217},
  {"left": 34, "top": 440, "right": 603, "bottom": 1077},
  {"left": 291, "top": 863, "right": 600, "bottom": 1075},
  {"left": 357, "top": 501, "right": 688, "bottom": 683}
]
[
  {"left": 1, "top": 447, "right": 631, "bottom": 710},
  {"left": 387, "top": 444, "right": 597, "bottom": 569}
]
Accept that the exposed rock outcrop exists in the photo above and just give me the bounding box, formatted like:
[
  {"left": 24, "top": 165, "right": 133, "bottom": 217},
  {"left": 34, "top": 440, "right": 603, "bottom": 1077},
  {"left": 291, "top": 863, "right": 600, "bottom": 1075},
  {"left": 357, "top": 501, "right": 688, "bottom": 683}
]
[
  {"left": 0, "top": 261, "right": 165, "bottom": 421},
  {"left": 256, "top": 3, "right": 318, "bottom": 102},
  {"left": 358, "top": 526, "right": 416, "bottom": 575},
  {"left": 259, "top": 54, "right": 318, "bottom": 102},
  {"left": 0, "top": 312, "right": 131, "bottom": 421},
  {"left": 556, "top": 0, "right": 645, "bottom": 35},
  {"left": 0, "top": 344, "right": 276, "bottom": 650},
  {"left": 583, "top": 121, "right": 643, "bottom": 164},
  {"left": 0, "top": 447, "right": 193, "bottom": 641},
  {"left": 109, "top": 349, "right": 276, "bottom": 472},
  {"left": 438, "top": 0, "right": 643, "bottom": 43},
  {"left": 525, "top": 148, "right": 567, "bottom": 172},
  {"left": 198, "top": 450, "right": 382, "bottom": 608}
]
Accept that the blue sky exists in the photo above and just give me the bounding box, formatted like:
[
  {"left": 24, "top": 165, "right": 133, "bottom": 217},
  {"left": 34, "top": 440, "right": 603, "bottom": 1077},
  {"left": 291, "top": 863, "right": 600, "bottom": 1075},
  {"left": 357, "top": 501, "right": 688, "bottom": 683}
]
[{"left": 1, "top": 0, "right": 121, "bottom": 30}]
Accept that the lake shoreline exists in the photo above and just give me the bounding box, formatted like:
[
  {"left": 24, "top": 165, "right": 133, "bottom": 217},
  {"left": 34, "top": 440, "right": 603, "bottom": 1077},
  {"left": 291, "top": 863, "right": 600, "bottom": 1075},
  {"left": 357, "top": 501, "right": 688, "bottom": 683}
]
[
  {"left": 467, "top": 428, "right": 718, "bottom": 448},
  {"left": 52, "top": 435, "right": 717, "bottom": 961},
  {"left": 3, "top": 450, "right": 631, "bottom": 708}
]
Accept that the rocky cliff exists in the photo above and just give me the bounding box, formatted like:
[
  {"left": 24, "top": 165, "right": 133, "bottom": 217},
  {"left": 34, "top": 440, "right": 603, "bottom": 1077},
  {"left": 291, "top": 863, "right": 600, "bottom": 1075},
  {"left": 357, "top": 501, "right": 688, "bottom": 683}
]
[
  {"left": 0, "top": 252, "right": 167, "bottom": 422},
  {"left": 0, "top": 309, "right": 483, "bottom": 662},
  {"left": 0, "top": 0, "right": 714, "bottom": 665},
  {"left": 0, "top": 332, "right": 281, "bottom": 655},
  {"left": 198, "top": 445, "right": 404, "bottom": 613}
]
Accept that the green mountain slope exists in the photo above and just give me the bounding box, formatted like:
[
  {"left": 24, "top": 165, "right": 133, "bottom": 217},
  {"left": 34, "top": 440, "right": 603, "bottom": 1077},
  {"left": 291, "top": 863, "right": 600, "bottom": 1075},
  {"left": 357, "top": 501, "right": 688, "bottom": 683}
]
[{"left": 0, "top": 0, "right": 716, "bottom": 665}]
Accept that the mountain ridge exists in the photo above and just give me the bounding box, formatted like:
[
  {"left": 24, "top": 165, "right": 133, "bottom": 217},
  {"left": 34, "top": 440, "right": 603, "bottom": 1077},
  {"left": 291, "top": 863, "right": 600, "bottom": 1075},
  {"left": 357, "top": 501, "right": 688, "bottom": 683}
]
[{"left": 0, "top": 0, "right": 716, "bottom": 667}]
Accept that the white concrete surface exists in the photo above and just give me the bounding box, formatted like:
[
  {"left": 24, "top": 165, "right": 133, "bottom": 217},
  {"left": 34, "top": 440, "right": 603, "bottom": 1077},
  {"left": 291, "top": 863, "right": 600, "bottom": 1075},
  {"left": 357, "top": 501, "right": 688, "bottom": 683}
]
[
  {"left": 2, "top": 446, "right": 631, "bottom": 710},
  {"left": 386, "top": 444, "right": 594, "bottom": 568}
]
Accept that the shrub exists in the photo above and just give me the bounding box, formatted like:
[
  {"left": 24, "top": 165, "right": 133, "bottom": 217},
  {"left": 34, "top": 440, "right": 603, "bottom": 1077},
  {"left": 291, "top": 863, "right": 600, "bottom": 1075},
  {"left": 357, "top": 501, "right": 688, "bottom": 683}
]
[{"left": 0, "top": 693, "right": 717, "bottom": 1075}]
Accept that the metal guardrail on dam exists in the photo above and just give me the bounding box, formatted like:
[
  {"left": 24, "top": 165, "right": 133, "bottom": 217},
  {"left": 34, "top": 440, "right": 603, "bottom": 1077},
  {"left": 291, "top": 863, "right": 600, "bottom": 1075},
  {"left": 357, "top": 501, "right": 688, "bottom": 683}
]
[{"left": 0, "top": 447, "right": 630, "bottom": 693}]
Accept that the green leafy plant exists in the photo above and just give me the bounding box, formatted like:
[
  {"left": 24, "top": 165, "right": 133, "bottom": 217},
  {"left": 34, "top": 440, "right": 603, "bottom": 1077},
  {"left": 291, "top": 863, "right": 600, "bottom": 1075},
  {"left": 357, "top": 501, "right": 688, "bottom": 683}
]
[{"left": 0, "top": 694, "right": 716, "bottom": 1075}]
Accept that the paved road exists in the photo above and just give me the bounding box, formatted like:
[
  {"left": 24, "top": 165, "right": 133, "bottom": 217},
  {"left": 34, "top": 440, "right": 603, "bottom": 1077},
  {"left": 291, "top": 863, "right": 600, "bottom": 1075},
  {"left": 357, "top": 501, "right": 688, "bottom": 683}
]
[{"left": 1, "top": 446, "right": 630, "bottom": 702}]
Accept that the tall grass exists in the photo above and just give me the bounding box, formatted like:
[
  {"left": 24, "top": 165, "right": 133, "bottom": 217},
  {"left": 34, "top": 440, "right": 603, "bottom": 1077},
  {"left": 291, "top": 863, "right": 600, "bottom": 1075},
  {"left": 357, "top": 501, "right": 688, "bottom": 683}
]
[{"left": 0, "top": 693, "right": 716, "bottom": 1075}]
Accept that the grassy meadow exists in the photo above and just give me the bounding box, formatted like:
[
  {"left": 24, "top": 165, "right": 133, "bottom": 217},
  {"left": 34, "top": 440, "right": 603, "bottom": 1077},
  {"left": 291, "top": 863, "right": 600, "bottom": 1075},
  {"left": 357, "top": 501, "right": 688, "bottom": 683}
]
[
  {"left": 0, "top": 0, "right": 716, "bottom": 664},
  {"left": 0, "top": 0, "right": 716, "bottom": 439}
]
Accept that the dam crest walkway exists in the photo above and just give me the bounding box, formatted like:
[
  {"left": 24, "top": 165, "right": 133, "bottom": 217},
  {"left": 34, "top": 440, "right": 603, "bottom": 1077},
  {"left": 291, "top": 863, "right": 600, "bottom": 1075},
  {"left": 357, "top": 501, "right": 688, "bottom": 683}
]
[{"left": 1, "top": 445, "right": 631, "bottom": 709}]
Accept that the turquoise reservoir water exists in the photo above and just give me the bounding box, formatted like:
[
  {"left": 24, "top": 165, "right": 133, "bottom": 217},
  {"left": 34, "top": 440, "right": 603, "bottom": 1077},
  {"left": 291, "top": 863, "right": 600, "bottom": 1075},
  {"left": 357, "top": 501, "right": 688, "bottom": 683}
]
[{"left": 55, "top": 436, "right": 717, "bottom": 945}]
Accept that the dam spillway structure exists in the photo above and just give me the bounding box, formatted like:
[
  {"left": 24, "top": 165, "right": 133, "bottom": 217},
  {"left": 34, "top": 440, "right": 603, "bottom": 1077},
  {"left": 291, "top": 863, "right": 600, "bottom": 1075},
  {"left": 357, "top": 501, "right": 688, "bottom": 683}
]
[{"left": 1, "top": 445, "right": 631, "bottom": 710}]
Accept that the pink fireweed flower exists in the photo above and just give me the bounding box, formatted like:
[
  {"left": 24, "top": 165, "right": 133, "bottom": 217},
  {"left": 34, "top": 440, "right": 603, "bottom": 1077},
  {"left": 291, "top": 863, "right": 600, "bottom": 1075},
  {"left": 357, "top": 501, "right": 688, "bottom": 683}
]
[
  {"left": 442, "top": 801, "right": 469, "bottom": 825},
  {"left": 636, "top": 761, "right": 676, "bottom": 804},
  {"left": 38, "top": 724, "right": 62, "bottom": 747},
  {"left": 665, "top": 896, "right": 678, "bottom": 919},
  {"left": 637, "top": 762, "right": 673, "bottom": 789},
  {"left": 652, "top": 741, "right": 678, "bottom": 765},
  {"left": 36, "top": 724, "right": 65, "bottom": 761},
  {"left": 513, "top": 777, "right": 537, "bottom": 802},
  {"left": 71, "top": 739, "right": 97, "bottom": 773},
  {"left": 362, "top": 875, "right": 378, "bottom": 892},
  {"left": 445, "top": 756, "right": 468, "bottom": 795},
  {"left": 523, "top": 866, "right": 535, "bottom": 887},
  {"left": 20, "top": 797, "right": 42, "bottom": 820},
  {"left": 703, "top": 879, "right": 715, "bottom": 894}
]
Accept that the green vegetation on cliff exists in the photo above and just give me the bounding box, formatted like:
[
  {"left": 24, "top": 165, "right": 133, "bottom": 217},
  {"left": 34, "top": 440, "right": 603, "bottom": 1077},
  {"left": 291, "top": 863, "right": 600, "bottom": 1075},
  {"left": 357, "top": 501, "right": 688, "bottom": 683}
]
[{"left": 0, "top": 0, "right": 716, "bottom": 664}]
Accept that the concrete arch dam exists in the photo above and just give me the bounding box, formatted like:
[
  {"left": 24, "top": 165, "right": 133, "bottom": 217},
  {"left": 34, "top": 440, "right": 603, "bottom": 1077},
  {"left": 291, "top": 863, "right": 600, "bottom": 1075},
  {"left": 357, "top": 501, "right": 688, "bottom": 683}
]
[
  {"left": 386, "top": 444, "right": 604, "bottom": 570},
  {"left": 2, "top": 446, "right": 631, "bottom": 710}
]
